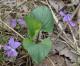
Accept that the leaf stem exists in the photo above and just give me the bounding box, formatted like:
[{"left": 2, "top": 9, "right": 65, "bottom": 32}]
[{"left": 35, "top": 31, "right": 40, "bottom": 43}]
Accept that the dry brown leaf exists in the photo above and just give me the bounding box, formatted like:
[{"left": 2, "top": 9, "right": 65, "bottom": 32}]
[
  {"left": 52, "top": 39, "right": 77, "bottom": 62},
  {"left": 59, "top": 48, "right": 77, "bottom": 62},
  {"left": 34, "top": 55, "right": 66, "bottom": 66},
  {"left": 65, "top": 58, "right": 77, "bottom": 66}
]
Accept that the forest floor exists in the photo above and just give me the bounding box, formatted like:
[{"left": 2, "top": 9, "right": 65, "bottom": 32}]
[{"left": 0, "top": 0, "right": 80, "bottom": 66}]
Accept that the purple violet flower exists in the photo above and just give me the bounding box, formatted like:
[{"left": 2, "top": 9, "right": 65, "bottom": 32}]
[
  {"left": 63, "top": 14, "right": 76, "bottom": 27},
  {"left": 63, "top": 14, "right": 72, "bottom": 22},
  {"left": 10, "top": 17, "right": 26, "bottom": 28},
  {"left": 69, "top": 21, "right": 76, "bottom": 27},
  {"left": 4, "top": 37, "right": 21, "bottom": 57},
  {"left": 59, "top": 11, "right": 76, "bottom": 27}
]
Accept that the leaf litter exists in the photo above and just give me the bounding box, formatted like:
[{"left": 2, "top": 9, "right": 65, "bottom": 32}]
[{"left": 0, "top": 0, "right": 80, "bottom": 66}]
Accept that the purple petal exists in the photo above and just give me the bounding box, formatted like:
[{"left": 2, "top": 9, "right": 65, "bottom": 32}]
[
  {"left": 8, "top": 37, "right": 14, "bottom": 46},
  {"left": 63, "top": 14, "right": 72, "bottom": 22},
  {"left": 3, "top": 45, "right": 11, "bottom": 51},
  {"left": 69, "top": 21, "right": 76, "bottom": 27},
  {"left": 3, "top": 45, "right": 18, "bottom": 57},
  {"left": 10, "top": 19, "right": 17, "bottom": 28},
  {"left": 13, "top": 41, "right": 21, "bottom": 49},
  {"left": 17, "top": 18, "right": 25, "bottom": 27},
  {"left": 8, "top": 37, "right": 21, "bottom": 49},
  {"left": 5, "top": 49, "right": 18, "bottom": 57},
  {"left": 59, "top": 11, "right": 65, "bottom": 17}
]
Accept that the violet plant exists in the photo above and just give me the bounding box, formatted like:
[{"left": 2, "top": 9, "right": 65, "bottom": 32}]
[
  {"left": 59, "top": 11, "right": 76, "bottom": 27},
  {"left": 3, "top": 37, "right": 21, "bottom": 57},
  {"left": 10, "top": 17, "right": 26, "bottom": 28},
  {"left": 23, "top": 6, "right": 54, "bottom": 64}
]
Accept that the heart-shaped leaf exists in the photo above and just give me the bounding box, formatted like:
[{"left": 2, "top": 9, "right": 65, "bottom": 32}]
[
  {"left": 24, "top": 14, "right": 42, "bottom": 38},
  {"left": 23, "top": 38, "right": 52, "bottom": 64},
  {"left": 31, "top": 6, "right": 54, "bottom": 32}
]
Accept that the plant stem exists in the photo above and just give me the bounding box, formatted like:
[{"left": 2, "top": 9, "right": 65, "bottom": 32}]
[{"left": 35, "top": 31, "right": 40, "bottom": 43}]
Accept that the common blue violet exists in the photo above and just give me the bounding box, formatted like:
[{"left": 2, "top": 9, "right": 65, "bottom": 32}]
[
  {"left": 59, "top": 11, "right": 76, "bottom": 27},
  {"left": 10, "top": 17, "right": 25, "bottom": 28},
  {"left": 4, "top": 37, "right": 21, "bottom": 57}
]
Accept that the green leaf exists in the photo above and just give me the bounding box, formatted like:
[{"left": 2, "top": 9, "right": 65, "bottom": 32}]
[
  {"left": 31, "top": 6, "right": 54, "bottom": 32},
  {"left": 24, "top": 14, "right": 42, "bottom": 38},
  {"left": 23, "top": 38, "right": 52, "bottom": 64}
]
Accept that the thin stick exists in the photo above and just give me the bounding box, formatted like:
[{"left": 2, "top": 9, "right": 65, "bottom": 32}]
[
  {"left": 71, "top": 3, "right": 80, "bottom": 19},
  {"left": 47, "top": 57, "right": 56, "bottom": 66},
  {"left": 78, "top": 4, "right": 80, "bottom": 45},
  {"left": 69, "top": 25, "right": 77, "bottom": 45},
  {"left": 77, "top": 4, "right": 80, "bottom": 65}
]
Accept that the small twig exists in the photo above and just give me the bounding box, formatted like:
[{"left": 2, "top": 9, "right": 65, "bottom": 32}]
[
  {"left": 53, "top": 23, "right": 67, "bottom": 42},
  {"left": 76, "top": 4, "right": 80, "bottom": 65},
  {"left": 59, "top": 34, "right": 76, "bottom": 50},
  {"left": 47, "top": 57, "right": 56, "bottom": 66},
  {"left": 69, "top": 25, "right": 77, "bottom": 45},
  {"left": 71, "top": 3, "right": 80, "bottom": 19},
  {"left": 77, "top": 4, "right": 80, "bottom": 45},
  {"left": 16, "top": 55, "right": 27, "bottom": 60}
]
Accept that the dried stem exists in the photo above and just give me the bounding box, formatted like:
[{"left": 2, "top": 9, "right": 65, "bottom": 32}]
[
  {"left": 78, "top": 4, "right": 80, "bottom": 45},
  {"left": 48, "top": 57, "right": 56, "bottom": 66}
]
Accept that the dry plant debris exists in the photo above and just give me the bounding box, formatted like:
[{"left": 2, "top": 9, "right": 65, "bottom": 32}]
[{"left": 0, "top": 0, "right": 80, "bottom": 66}]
